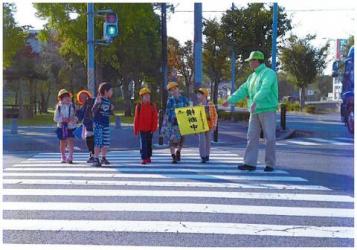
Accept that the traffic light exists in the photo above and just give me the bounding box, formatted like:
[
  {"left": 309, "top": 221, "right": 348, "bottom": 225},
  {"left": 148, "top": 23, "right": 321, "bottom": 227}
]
[{"left": 103, "top": 12, "right": 118, "bottom": 42}]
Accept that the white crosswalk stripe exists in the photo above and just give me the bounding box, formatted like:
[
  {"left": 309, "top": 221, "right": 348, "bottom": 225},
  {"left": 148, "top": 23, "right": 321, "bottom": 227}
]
[
  {"left": 277, "top": 137, "right": 354, "bottom": 146},
  {"left": 2, "top": 148, "right": 354, "bottom": 248}
]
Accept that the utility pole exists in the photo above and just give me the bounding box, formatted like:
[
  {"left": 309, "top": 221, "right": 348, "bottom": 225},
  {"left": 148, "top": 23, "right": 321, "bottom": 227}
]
[
  {"left": 230, "top": 3, "right": 236, "bottom": 112},
  {"left": 271, "top": 3, "right": 278, "bottom": 71},
  {"left": 158, "top": 3, "right": 168, "bottom": 145},
  {"left": 194, "top": 2, "right": 202, "bottom": 101},
  {"left": 87, "top": 3, "right": 95, "bottom": 95}
]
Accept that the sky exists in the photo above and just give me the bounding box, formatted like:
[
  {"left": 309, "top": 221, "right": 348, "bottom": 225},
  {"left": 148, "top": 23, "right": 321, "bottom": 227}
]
[{"left": 10, "top": 0, "right": 357, "bottom": 71}]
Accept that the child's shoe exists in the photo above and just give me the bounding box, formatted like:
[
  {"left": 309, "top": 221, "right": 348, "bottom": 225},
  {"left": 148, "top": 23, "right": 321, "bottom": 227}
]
[
  {"left": 87, "top": 156, "right": 95, "bottom": 163},
  {"left": 171, "top": 154, "right": 177, "bottom": 164},
  {"left": 92, "top": 158, "right": 102, "bottom": 167},
  {"left": 67, "top": 156, "right": 73, "bottom": 164},
  {"left": 175, "top": 150, "right": 181, "bottom": 161},
  {"left": 101, "top": 157, "right": 110, "bottom": 165}
]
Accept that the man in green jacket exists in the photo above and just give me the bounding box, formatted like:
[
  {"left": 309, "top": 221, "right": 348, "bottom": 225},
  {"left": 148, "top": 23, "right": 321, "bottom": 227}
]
[{"left": 223, "top": 51, "right": 278, "bottom": 172}]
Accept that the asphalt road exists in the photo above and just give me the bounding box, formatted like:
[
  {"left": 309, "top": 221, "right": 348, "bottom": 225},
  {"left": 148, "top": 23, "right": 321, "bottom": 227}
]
[{"left": 2, "top": 112, "right": 354, "bottom": 248}]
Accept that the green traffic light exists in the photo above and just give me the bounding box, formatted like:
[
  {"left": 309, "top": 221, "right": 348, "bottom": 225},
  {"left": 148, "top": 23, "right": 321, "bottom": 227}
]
[{"left": 107, "top": 25, "right": 117, "bottom": 36}]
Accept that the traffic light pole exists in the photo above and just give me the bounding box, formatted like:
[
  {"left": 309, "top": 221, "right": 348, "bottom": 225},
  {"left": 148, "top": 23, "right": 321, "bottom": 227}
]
[
  {"left": 158, "top": 3, "right": 168, "bottom": 145},
  {"left": 271, "top": 3, "right": 278, "bottom": 71},
  {"left": 193, "top": 2, "right": 202, "bottom": 96},
  {"left": 230, "top": 3, "right": 236, "bottom": 113},
  {"left": 87, "top": 3, "right": 96, "bottom": 96}
]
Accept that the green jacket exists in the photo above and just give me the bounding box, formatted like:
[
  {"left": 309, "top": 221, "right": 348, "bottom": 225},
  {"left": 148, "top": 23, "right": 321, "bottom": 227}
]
[{"left": 228, "top": 64, "right": 278, "bottom": 114}]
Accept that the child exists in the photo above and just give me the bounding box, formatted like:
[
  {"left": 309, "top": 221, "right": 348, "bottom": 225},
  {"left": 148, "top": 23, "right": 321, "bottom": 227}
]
[
  {"left": 54, "top": 89, "right": 78, "bottom": 164},
  {"left": 92, "top": 82, "right": 114, "bottom": 167},
  {"left": 134, "top": 87, "right": 158, "bottom": 165},
  {"left": 163, "top": 82, "right": 189, "bottom": 164},
  {"left": 76, "top": 89, "right": 95, "bottom": 163},
  {"left": 196, "top": 88, "right": 218, "bottom": 163}
]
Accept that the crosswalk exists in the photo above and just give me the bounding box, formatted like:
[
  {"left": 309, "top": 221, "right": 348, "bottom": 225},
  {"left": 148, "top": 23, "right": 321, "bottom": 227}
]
[
  {"left": 277, "top": 137, "right": 354, "bottom": 146},
  {"left": 2, "top": 148, "right": 354, "bottom": 248}
]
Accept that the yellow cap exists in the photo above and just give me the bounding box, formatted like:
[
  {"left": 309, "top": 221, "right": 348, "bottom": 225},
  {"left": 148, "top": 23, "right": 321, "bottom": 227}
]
[
  {"left": 167, "top": 81, "right": 179, "bottom": 90},
  {"left": 76, "top": 90, "right": 92, "bottom": 105},
  {"left": 196, "top": 88, "right": 209, "bottom": 97},
  {"left": 57, "top": 89, "right": 72, "bottom": 100},
  {"left": 139, "top": 87, "right": 151, "bottom": 96}
]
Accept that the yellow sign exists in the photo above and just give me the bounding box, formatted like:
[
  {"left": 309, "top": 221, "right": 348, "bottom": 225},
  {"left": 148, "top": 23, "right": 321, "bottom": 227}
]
[{"left": 175, "top": 106, "right": 209, "bottom": 135}]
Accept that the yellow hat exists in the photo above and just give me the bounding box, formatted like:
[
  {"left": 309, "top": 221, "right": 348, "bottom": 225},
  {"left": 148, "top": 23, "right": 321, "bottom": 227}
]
[
  {"left": 139, "top": 87, "right": 151, "bottom": 96},
  {"left": 57, "top": 89, "right": 72, "bottom": 100},
  {"left": 76, "top": 90, "right": 92, "bottom": 105},
  {"left": 167, "top": 81, "right": 179, "bottom": 90},
  {"left": 196, "top": 88, "right": 209, "bottom": 97}
]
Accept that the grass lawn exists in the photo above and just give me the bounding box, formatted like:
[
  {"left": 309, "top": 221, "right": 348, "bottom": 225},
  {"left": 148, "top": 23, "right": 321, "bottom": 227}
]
[{"left": 3, "top": 110, "right": 134, "bottom": 127}]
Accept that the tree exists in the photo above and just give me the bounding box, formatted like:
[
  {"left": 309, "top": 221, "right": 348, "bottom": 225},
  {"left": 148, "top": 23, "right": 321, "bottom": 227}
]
[
  {"left": 203, "top": 18, "right": 229, "bottom": 105},
  {"left": 37, "top": 32, "right": 65, "bottom": 113},
  {"left": 221, "top": 3, "right": 292, "bottom": 71},
  {"left": 34, "top": 3, "right": 162, "bottom": 116},
  {"left": 168, "top": 37, "right": 194, "bottom": 98},
  {"left": 203, "top": 18, "right": 230, "bottom": 142},
  {"left": 3, "top": 3, "right": 26, "bottom": 68},
  {"left": 313, "top": 75, "right": 333, "bottom": 100},
  {"left": 280, "top": 35, "right": 329, "bottom": 109}
]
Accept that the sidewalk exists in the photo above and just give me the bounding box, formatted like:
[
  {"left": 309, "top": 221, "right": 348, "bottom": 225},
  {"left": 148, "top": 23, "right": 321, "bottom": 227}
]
[{"left": 3, "top": 121, "right": 294, "bottom": 153}]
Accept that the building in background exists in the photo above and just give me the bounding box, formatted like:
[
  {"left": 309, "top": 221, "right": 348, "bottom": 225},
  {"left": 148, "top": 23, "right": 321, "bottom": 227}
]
[{"left": 330, "top": 38, "right": 348, "bottom": 101}]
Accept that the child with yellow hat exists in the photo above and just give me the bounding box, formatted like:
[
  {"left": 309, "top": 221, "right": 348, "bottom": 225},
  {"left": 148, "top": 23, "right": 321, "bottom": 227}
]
[
  {"left": 76, "top": 89, "right": 96, "bottom": 163},
  {"left": 54, "top": 89, "right": 77, "bottom": 163},
  {"left": 196, "top": 88, "right": 217, "bottom": 163},
  {"left": 134, "top": 87, "right": 158, "bottom": 164},
  {"left": 162, "top": 81, "right": 189, "bottom": 163}
]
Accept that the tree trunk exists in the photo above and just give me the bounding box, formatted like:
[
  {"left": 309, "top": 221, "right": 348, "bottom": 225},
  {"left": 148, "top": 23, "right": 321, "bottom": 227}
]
[
  {"left": 28, "top": 79, "right": 34, "bottom": 118},
  {"left": 45, "top": 87, "right": 51, "bottom": 113},
  {"left": 122, "top": 79, "right": 132, "bottom": 117},
  {"left": 15, "top": 85, "right": 19, "bottom": 105},
  {"left": 299, "top": 86, "right": 305, "bottom": 111}
]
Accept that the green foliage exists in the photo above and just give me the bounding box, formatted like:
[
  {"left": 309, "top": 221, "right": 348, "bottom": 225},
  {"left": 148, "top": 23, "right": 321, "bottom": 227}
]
[
  {"left": 218, "top": 110, "right": 250, "bottom": 122},
  {"left": 282, "top": 101, "right": 301, "bottom": 112},
  {"left": 203, "top": 18, "right": 229, "bottom": 105},
  {"left": 280, "top": 34, "right": 329, "bottom": 109},
  {"left": 204, "top": 4, "right": 292, "bottom": 107},
  {"left": 304, "top": 105, "right": 316, "bottom": 114},
  {"left": 221, "top": 3, "right": 292, "bottom": 67},
  {"left": 3, "top": 3, "right": 26, "bottom": 68}
]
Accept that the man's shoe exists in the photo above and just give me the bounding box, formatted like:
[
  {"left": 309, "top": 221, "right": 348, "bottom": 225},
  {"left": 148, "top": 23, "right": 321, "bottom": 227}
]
[
  {"left": 238, "top": 164, "right": 256, "bottom": 171},
  {"left": 206, "top": 156, "right": 209, "bottom": 162},
  {"left": 201, "top": 157, "right": 207, "bottom": 163},
  {"left": 147, "top": 158, "right": 152, "bottom": 163},
  {"left": 92, "top": 158, "right": 101, "bottom": 167},
  {"left": 101, "top": 157, "right": 110, "bottom": 165},
  {"left": 176, "top": 150, "right": 181, "bottom": 161},
  {"left": 141, "top": 159, "right": 147, "bottom": 165},
  {"left": 264, "top": 166, "right": 274, "bottom": 172}
]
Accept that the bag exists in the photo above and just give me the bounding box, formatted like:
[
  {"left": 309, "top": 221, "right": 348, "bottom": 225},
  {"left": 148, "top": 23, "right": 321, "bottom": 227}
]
[
  {"left": 73, "top": 125, "right": 83, "bottom": 139},
  {"left": 56, "top": 122, "right": 69, "bottom": 140}
]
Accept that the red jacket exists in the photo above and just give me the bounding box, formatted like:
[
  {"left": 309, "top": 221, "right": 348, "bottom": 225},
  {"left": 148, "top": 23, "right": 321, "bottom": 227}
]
[{"left": 134, "top": 102, "right": 158, "bottom": 135}]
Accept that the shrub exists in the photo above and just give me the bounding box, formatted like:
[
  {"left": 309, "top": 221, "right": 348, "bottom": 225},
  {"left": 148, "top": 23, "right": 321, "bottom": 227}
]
[
  {"left": 304, "top": 105, "right": 316, "bottom": 114},
  {"left": 218, "top": 110, "right": 250, "bottom": 122}
]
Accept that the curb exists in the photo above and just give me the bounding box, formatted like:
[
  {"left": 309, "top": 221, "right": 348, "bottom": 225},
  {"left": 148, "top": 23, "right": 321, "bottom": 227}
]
[{"left": 276, "top": 129, "right": 296, "bottom": 140}]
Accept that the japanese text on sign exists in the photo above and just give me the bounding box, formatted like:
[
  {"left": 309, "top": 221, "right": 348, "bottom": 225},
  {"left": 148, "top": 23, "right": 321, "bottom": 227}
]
[{"left": 175, "top": 106, "right": 209, "bottom": 135}]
